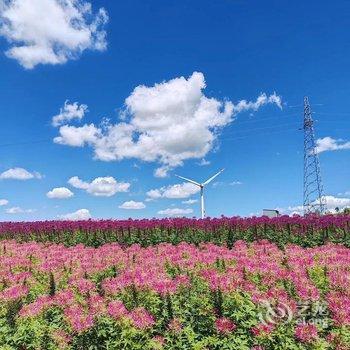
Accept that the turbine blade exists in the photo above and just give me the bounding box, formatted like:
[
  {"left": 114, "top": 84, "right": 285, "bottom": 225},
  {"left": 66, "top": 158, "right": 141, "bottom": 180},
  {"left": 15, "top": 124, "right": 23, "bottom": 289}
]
[
  {"left": 175, "top": 175, "right": 201, "bottom": 186},
  {"left": 202, "top": 168, "right": 225, "bottom": 186}
]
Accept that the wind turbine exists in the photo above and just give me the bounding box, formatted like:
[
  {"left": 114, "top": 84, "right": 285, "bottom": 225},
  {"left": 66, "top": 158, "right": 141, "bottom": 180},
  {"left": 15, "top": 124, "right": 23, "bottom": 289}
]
[{"left": 175, "top": 169, "right": 225, "bottom": 219}]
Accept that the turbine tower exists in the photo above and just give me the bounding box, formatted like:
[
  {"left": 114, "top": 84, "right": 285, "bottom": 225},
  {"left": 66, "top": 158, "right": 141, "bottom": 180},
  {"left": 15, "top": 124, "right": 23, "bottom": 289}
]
[
  {"left": 303, "top": 96, "right": 326, "bottom": 215},
  {"left": 176, "top": 169, "right": 224, "bottom": 219}
]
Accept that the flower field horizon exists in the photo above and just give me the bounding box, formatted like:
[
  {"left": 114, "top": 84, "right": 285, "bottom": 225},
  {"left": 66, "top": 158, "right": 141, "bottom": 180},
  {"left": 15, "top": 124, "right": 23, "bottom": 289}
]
[
  {"left": 0, "top": 214, "right": 350, "bottom": 248},
  {"left": 0, "top": 239, "right": 349, "bottom": 349}
]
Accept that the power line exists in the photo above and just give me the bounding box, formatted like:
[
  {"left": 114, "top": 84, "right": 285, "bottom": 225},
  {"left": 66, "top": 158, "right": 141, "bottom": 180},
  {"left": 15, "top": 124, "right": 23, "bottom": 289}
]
[
  {"left": 221, "top": 125, "right": 299, "bottom": 142},
  {"left": 233, "top": 112, "right": 299, "bottom": 125},
  {"left": 221, "top": 122, "right": 301, "bottom": 137}
]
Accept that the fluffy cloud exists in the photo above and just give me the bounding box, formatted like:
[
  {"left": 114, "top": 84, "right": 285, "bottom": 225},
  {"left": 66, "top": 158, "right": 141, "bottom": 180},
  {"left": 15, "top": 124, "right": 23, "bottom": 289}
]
[
  {"left": 147, "top": 182, "right": 200, "bottom": 200},
  {"left": 158, "top": 208, "right": 193, "bottom": 217},
  {"left": 5, "top": 207, "right": 35, "bottom": 214},
  {"left": 68, "top": 176, "right": 130, "bottom": 196},
  {"left": 0, "top": 199, "right": 9, "bottom": 206},
  {"left": 54, "top": 72, "right": 282, "bottom": 176},
  {"left": 54, "top": 124, "right": 100, "bottom": 147},
  {"left": 118, "top": 200, "right": 146, "bottom": 210},
  {"left": 315, "top": 137, "right": 350, "bottom": 154},
  {"left": 59, "top": 208, "right": 91, "bottom": 220},
  {"left": 0, "top": 167, "right": 41, "bottom": 180},
  {"left": 0, "top": 0, "right": 108, "bottom": 69},
  {"left": 46, "top": 187, "right": 74, "bottom": 199},
  {"left": 52, "top": 101, "right": 88, "bottom": 126}
]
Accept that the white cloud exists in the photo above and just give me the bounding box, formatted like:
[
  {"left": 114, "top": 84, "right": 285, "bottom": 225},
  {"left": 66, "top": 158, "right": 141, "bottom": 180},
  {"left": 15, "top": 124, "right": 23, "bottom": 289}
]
[
  {"left": 147, "top": 182, "right": 200, "bottom": 200},
  {"left": 68, "top": 176, "right": 130, "bottom": 196},
  {"left": 0, "top": 0, "right": 108, "bottom": 69},
  {"left": 279, "top": 195, "right": 350, "bottom": 215},
  {"left": 52, "top": 100, "right": 88, "bottom": 126},
  {"left": 54, "top": 72, "right": 282, "bottom": 176},
  {"left": 230, "top": 181, "right": 243, "bottom": 186},
  {"left": 158, "top": 208, "right": 193, "bottom": 216},
  {"left": 322, "top": 195, "right": 350, "bottom": 212},
  {"left": 198, "top": 159, "right": 210, "bottom": 166},
  {"left": 5, "top": 206, "right": 35, "bottom": 214},
  {"left": 46, "top": 187, "right": 74, "bottom": 199},
  {"left": 232, "top": 92, "right": 282, "bottom": 113},
  {"left": 0, "top": 167, "right": 42, "bottom": 180},
  {"left": 118, "top": 200, "right": 145, "bottom": 210},
  {"left": 182, "top": 199, "right": 198, "bottom": 205},
  {"left": 315, "top": 137, "right": 350, "bottom": 154},
  {"left": 67, "top": 176, "right": 89, "bottom": 189},
  {"left": 54, "top": 124, "right": 100, "bottom": 147},
  {"left": 0, "top": 199, "right": 9, "bottom": 206},
  {"left": 59, "top": 208, "right": 91, "bottom": 220},
  {"left": 213, "top": 180, "right": 242, "bottom": 188}
]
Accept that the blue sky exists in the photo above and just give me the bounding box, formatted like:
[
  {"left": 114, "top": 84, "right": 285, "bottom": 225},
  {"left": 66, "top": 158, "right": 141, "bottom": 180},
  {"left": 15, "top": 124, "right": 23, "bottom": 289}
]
[{"left": 0, "top": 0, "right": 350, "bottom": 220}]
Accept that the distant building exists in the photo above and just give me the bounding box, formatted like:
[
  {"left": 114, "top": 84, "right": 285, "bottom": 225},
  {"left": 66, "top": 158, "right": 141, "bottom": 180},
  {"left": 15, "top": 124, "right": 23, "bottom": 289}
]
[{"left": 263, "top": 209, "right": 280, "bottom": 218}]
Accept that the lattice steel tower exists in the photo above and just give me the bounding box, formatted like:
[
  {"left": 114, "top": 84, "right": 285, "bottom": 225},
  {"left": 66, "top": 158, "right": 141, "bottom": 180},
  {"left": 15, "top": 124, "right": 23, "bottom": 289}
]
[{"left": 303, "top": 96, "right": 326, "bottom": 215}]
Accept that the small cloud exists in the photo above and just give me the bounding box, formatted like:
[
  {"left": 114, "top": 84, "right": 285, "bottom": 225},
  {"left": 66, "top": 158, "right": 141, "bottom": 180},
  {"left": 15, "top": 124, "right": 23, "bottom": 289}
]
[
  {"left": 46, "top": 187, "right": 74, "bottom": 199},
  {"left": 182, "top": 199, "right": 198, "bottom": 205},
  {"left": 0, "top": 168, "right": 42, "bottom": 180},
  {"left": 118, "top": 201, "right": 146, "bottom": 210},
  {"left": 154, "top": 166, "right": 170, "bottom": 178},
  {"left": 315, "top": 137, "right": 350, "bottom": 154},
  {"left": 59, "top": 209, "right": 91, "bottom": 220},
  {"left": 68, "top": 176, "right": 130, "bottom": 197},
  {"left": 197, "top": 159, "right": 210, "bottom": 166},
  {"left": 157, "top": 208, "right": 193, "bottom": 217},
  {"left": 213, "top": 180, "right": 242, "bottom": 188},
  {"left": 147, "top": 183, "right": 199, "bottom": 200},
  {"left": 5, "top": 207, "right": 35, "bottom": 214},
  {"left": 230, "top": 181, "right": 243, "bottom": 186},
  {"left": 0, "top": 199, "right": 9, "bottom": 206},
  {"left": 52, "top": 101, "right": 88, "bottom": 127}
]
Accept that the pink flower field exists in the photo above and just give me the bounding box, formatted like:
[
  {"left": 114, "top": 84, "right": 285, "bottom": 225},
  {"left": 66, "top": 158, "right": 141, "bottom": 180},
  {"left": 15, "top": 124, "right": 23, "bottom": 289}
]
[{"left": 0, "top": 239, "right": 349, "bottom": 349}]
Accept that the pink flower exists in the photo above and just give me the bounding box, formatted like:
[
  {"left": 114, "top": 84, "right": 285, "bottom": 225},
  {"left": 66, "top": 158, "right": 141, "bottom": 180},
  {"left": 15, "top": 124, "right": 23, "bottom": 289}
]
[
  {"left": 0, "top": 284, "right": 28, "bottom": 301},
  {"left": 64, "top": 305, "right": 94, "bottom": 333},
  {"left": 129, "top": 307, "right": 155, "bottom": 330},
  {"left": 107, "top": 300, "right": 128, "bottom": 320},
  {"left": 19, "top": 295, "right": 53, "bottom": 317},
  {"left": 295, "top": 324, "right": 318, "bottom": 343},
  {"left": 88, "top": 294, "right": 106, "bottom": 317},
  {"left": 215, "top": 317, "right": 236, "bottom": 334},
  {"left": 251, "top": 323, "right": 275, "bottom": 336}
]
